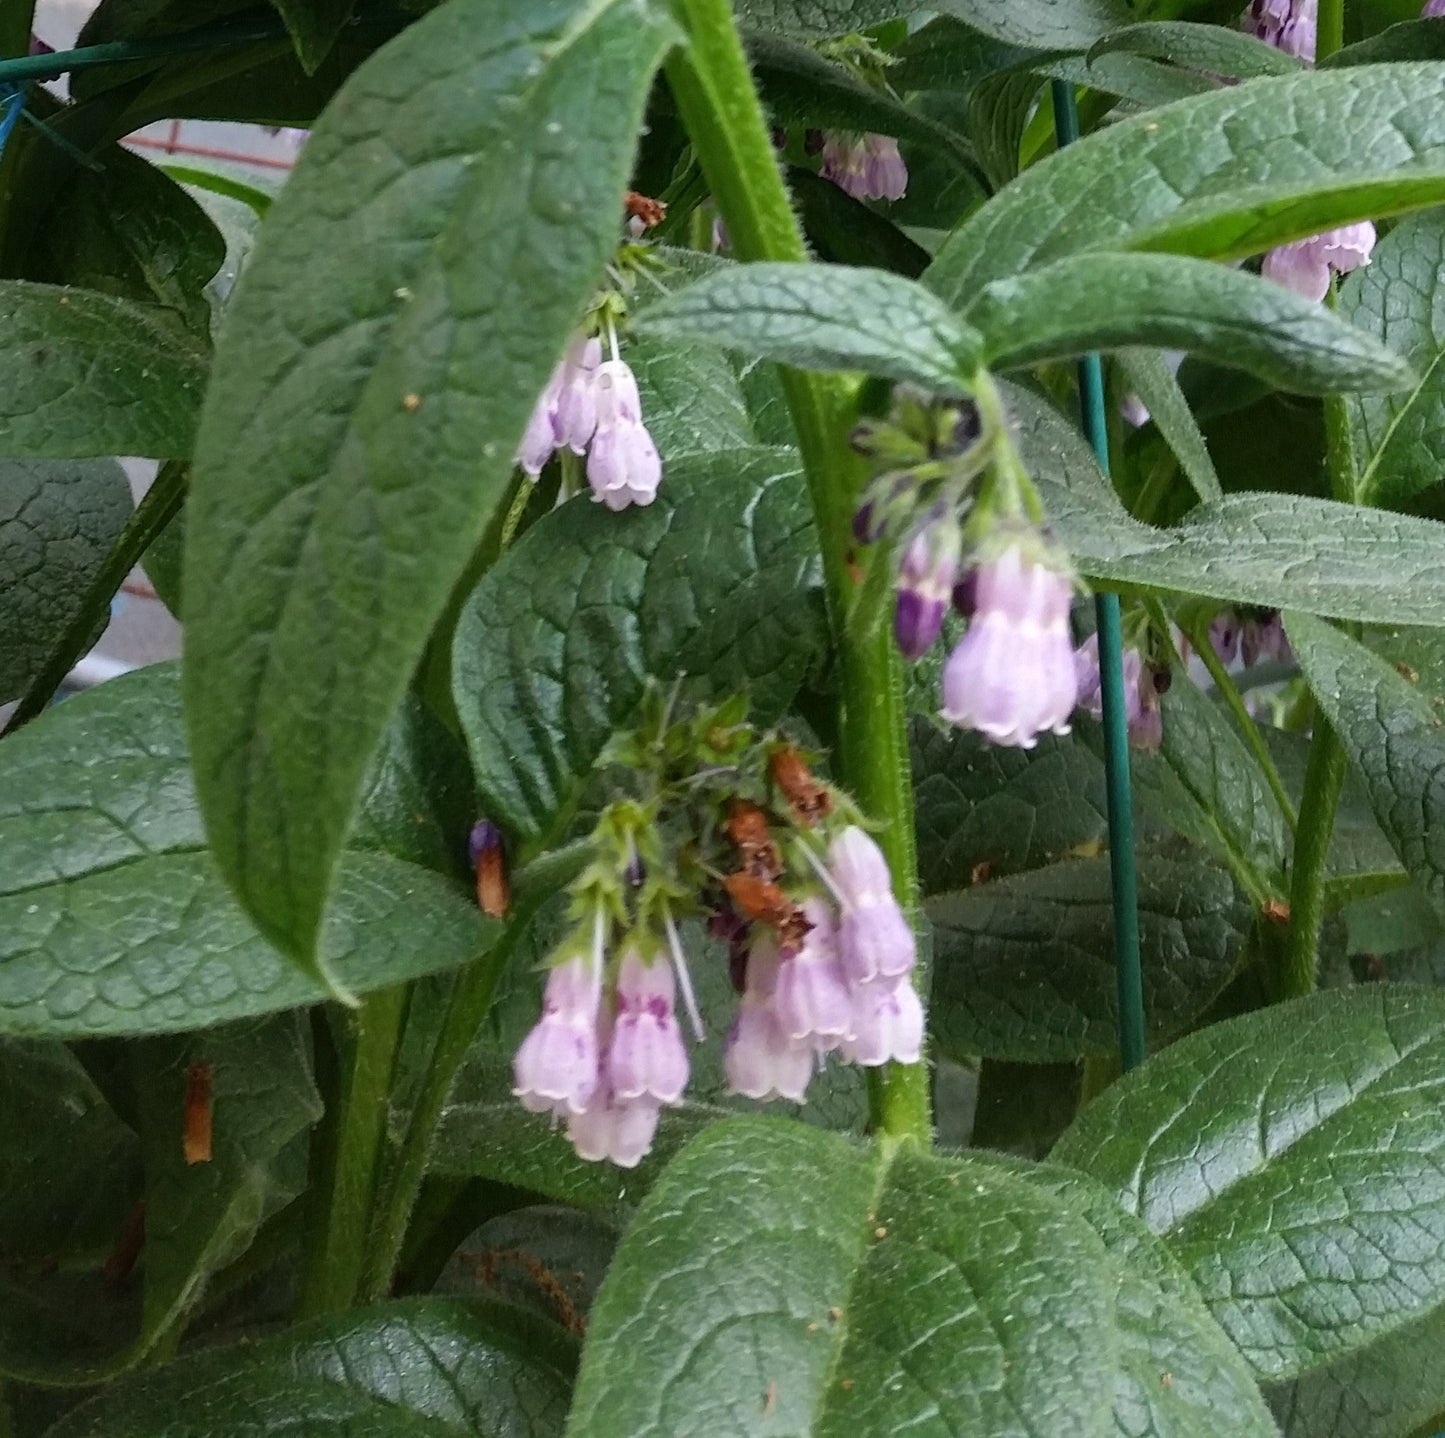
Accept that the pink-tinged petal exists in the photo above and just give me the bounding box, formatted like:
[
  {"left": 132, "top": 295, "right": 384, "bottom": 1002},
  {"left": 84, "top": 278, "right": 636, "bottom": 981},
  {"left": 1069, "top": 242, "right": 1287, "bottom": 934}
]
[
  {"left": 566, "top": 1085, "right": 661, "bottom": 1168},
  {"left": 1262, "top": 240, "right": 1331, "bottom": 302},
  {"left": 593, "top": 359, "right": 643, "bottom": 426},
  {"left": 723, "top": 999, "right": 815, "bottom": 1102},
  {"left": 607, "top": 949, "right": 690, "bottom": 1105},
  {"left": 842, "top": 979, "right": 924, "bottom": 1067}
]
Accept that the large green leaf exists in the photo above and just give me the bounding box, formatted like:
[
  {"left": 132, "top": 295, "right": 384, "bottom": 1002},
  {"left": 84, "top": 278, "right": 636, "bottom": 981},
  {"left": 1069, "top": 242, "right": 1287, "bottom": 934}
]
[
  {"left": 1116, "top": 349, "right": 1222, "bottom": 503},
  {"left": 570, "top": 1116, "right": 1273, "bottom": 1436},
  {"left": 1088, "top": 20, "right": 1300, "bottom": 78},
  {"left": 1055, "top": 985, "right": 1445, "bottom": 1381},
  {"left": 0, "top": 665, "right": 496, "bottom": 1038},
  {"left": 1339, "top": 209, "right": 1445, "bottom": 509},
  {"left": 452, "top": 448, "right": 827, "bottom": 850},
  {"left": 730, "top": 0, "right": 916, "bottom": 38},
  {"left": 976, "top": 252, "right": 1415, "bottom": 394},
  {"left": 928, "top": 847, "right": 1252, "bottom": 1062},
  {"left": 45, "top": 1297, "right": 576, "bottom": 1436},
  {"left": 1289, "top": 613, "right": 1445, "bottom": 926},
  {"left": 0, "top": 458, "right": 132, "bottom": 703},
  {"left": 0, "top": 282, "right": 206, "bottom": 460},
  {"left": 181, "top": 0, "right": 677, "bottom": 981},
  {"left": 934, "top": 0, "right": 1133, "bottom": 49},
  {"left": 624, "top": 337, "right": 759, "bottom": 459},
  {"left": 272, "top": 0, "right": 356, "bottom": 70},
  {"left": 638, "top": 263, "right": 983, "bottom": 394},
  {"left": 910, "top": 719, "right": 1109, "bottom": 895},
  {"left": 928, "top": 65, "right": 1445, "bottom": 308}
]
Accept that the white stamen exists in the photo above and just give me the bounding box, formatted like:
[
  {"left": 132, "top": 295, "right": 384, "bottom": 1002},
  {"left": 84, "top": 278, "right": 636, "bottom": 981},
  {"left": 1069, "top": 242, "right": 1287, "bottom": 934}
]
[
  {"left": 607, "top": 317, "right": 621, "bottom": 365},
  {"left": 800, "top": 842, "right": 848, "bottom": 908},
  {"left": 662, "top": 909, "right": 705, "bottom": 1043}
]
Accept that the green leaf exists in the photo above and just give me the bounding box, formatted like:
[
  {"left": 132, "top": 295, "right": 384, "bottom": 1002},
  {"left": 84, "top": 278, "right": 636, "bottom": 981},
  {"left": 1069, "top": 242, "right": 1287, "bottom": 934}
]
[
  {"left": 1266, "top": 1298, "right": 1445, "bottom": 1438},
  {"left": 181, "top": 0, "right": 677, "bottom": 981},
  {"left": 1116, "top": 349, "right": 1222, "bottom": 503},
  {"left": 1129, "top": 676, "right": 1290, "bottom": 898},
  {"left": 933, "top": 0, "right": 1133, "bottom": 49},
  {"left": 1088, "top": 21, "right": 1301, "bottom": 78},
  {"left": 569, "top": 1118, "right": 1121, "bottom": 1437},
  {"left": 1289, "top": 613, "right": 1445, "bottom": 927},
  {"left": 638, "top": 262, "right": 982, "bottom": 393},
  {"left": 0, "top": 664, "right": 497, "bottom": 1038},
  {"left": 1339, "top": 209, "right": 1445, "bottom": 509},
  {"left": 785, "top": 167, "right": 932, "bottom": 279},
  {"left": 0, "top": 281, "right": 206, "bottom": 459},
  {"left": 910, "top": 718, "right": 1109, "bottom": 895},
  {"left": 31, "top": 146, "right": 225, "bottom": 340},
  {"left": 1055, "top": 985, "right": 1445, "bottom": 1381},
  {"left": 966, "top": 70, "right": 1044, "bottom": 190},
  {"left": 452, "top": 448, "right": 828, "bottom": 849},
  {"left": 272, "top": 0, "right": 357, "bottom": 71},
  {"left": 976, "top": 252, "right": 1416, "bottom": 393},
  {"left": 0, "top": 459, "right": 132, "bottom": 703},
  {"left": 1322, "top": 17, "right": 1445, "bottom": 68},
  {"left": 730, "top": 0, "right": 916, "bottom": 39},
  {"left": 0, "top": 1039, "right": 139, "bottom": 1258},
  {"left": 624, "top": 337, "right": 759, "bottom": 458},
  {"left": 44, "top": 1296, "right": 576, "bottom": 1436},
  {"left": 928, "top": 65, "right": 1445, "bottom": 309},
  {"left": 927, "top": 847, "right": 1252, "bottom": 1062},
  {"left": 133, "top": 1016, "right": 320, "bottom": 1369},
  {"left": 1006, "top": 1159, "right": 1281, "bottom": 1438}
]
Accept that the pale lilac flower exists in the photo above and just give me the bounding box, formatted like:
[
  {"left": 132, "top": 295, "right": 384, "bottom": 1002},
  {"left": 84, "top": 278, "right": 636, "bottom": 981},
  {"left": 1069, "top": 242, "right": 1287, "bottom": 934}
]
[
  {"left": 1244, "top": 0, "right": 1317, "bottom": 60},
  {"left": 1426, "top": 0, "right": 1445, "bottom": 16},
  {"left": 516, "top": 371, "right": 564, "bottom": 477},
  {"left": 828, "top": 826, "right": 915, "bottom": 986},
  {"left": 821, "top": 132, "right": 908, "bottom": 202},
  {"left": 941, "top": 546, "right": 1078, "bottom": 747},
  {"left": 1133, "top": 691, "right": 1164, "bottom": 752},
  {"left": 1210, "top": 612, "right": 1241, "bottom": 666},
  {"left": 773, "top": 898, "right": 853, "bottom": 1051},
  {"left": 894, "top": 519, "right": 962, "bottom": 660},
  {"left": 712, "top": 214, "right": 731, "bottom": 252},
  {"left": 553, "top": 336, "right": 602, "bottom": 453},
  {"left": 723, "top": 936, "right": 815, "bottom": 1102},
  {"left": 566, "top": 1081, "right": 661, "bottom": 1169},
  {"left": 606, "top": 947, "right": 689, "bottom": 1106},
  {"left": 1120, "top": 393, "right": 1152, "bottom": 428},
  {"left": 587, "top": 358, "right": 662, "bottom": 511},
  {"left": 1074, "top": 633, "right": 1144, "bottom": 732},
  {"left": 1262, "top": 222, "right": 1375, "bottom": 303},
  {"left": 512, "top": 926, "right": 604, "bottom": 1116},
  {"left": 842, "top": 979, "right": 924, "bottom": 1067}
]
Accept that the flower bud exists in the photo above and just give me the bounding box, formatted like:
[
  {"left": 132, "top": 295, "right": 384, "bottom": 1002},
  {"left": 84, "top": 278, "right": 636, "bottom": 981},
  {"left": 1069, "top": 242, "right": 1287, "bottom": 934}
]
[{"left": 894, "top": 520, "right": 962, "bottom": 661}]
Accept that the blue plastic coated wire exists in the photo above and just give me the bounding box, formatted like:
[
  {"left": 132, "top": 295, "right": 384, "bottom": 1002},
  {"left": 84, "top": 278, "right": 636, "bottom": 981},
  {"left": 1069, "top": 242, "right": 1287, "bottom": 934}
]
[{"left": 1050, "top": 79, "right": 1147, "bottom": 1072}]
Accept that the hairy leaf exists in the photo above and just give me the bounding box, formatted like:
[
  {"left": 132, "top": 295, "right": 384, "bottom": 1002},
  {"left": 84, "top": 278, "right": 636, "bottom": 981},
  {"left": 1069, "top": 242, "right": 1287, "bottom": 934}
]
[
  {"left": 0, "top": 665, "right": 496, "bottom": 1038},
  {"left": 1056, "top": 985, "right": 1445, "bottom": 1380},
  {"left": 1116, "top": 349, "right": 1222, "bottom": 503},
  {"left": 928, "top": 848, "right": 1251, "bottom": 1062},
  {"left": 452, "top": 448, "right": 827, "bottom": 849},
  {"left": 0, "top": 459, "right": 132, "bottom": 703},
  {"left": 639, "top": 263, "right": 982, "bottom": 393},
  {"left": 45, "top": 1296, "right": 576, "bottom": 1436},
  {"left": 0, "top": 282, "right": 206, "bottom": 459},
  {"left": 1089, "top": 21, "right": 1300, "bottom": 77},
  {"left": 1339, "top": 209, "right": 1445, "bottom": 509},
  {"left": 182, "top": 0, "right": 677, "bottom": 979},
  {"left": 933, "top": 0, "right": 1133, "bottom": 50},
  {"left": 977, "top": 252, "right": 1415, "bottom": 394},
  {"left": 929, "top": 65, "right": 1445, "bottom": 307}
]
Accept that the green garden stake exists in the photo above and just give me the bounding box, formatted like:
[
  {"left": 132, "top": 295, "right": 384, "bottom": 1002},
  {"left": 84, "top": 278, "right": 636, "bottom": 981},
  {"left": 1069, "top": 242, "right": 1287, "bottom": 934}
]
[{"left": 1051, "top": 79, "right": 1146, "bottom": 1073}]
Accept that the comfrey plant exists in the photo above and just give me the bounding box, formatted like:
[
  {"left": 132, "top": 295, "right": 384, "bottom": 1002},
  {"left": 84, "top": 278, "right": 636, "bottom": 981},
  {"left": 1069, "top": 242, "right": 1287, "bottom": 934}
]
[{"left": 12, "top": 0, "right": 1445, "bottom": 1433}]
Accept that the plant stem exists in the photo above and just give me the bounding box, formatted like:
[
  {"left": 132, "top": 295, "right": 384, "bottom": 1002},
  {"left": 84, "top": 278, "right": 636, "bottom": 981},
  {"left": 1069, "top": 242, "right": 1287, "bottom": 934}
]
[
  {"left": 1278, "top": 717, "right": 1347, "bottom": 999},
  {"left": 1183, "top": 615, "right": 1299, "bottom": 831},
  {"left": 358, "top": 906, "right": 539, "bottom": 1300},
  {"left": 665, "top": 0, "right": 929, "bottom": 1144},
  {"left": 4, "top": 460, "right": 186, "bottom": 733},
  {"left": 297, "top": 985, "right": 409, "bottom": 1318},
  {"left": 1317, "top": 0, "right": 1345, "bottom": 63},
  {"left": 0, "top": 1, "right": 36, "bottom": 62}
]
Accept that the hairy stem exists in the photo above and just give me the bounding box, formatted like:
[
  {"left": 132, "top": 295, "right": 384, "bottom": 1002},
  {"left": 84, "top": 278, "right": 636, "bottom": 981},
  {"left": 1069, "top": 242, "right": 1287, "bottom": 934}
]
[
  {"left": 359, "top": 906, "right": 539, "bottom": 1300},
  {"left": 1278, "top": 718, "right": 1346, "bottom": 999},
  {"left": 298, "top": 985, "right": 409, "bottom": 1318},
  {"left": 665, "top": 0, "right": 929, "bottom": 1144},
  {"left": 4, "top": 460, "right": 186, "bottom": 733},
  {"left": 1317, "top": 0, "right": 1345, "bottom": 63}
]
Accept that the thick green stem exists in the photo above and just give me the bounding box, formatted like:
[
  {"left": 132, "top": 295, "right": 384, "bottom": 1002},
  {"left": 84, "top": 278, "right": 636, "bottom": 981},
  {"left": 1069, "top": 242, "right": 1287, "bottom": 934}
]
[
  {"left": 0, "top": 1, "right": 36, "bottom": 62},
  {"left": 358, "top": 908, "right": 538, "bottom": 1301},
  {"left": 1317, "top": 0, "right": 1345, "bottom": 63},
  {"left": 1278, "top": 719, "right": 1347, "bottom": 999},
  {"left": 4, "top": 460, "right": 186, "bottom": 733},
  {"left": 298, "top": 985, "right": 409, "bottom": 1318},
  {"left": 1184, "top": 615, "right": 1299, "bottom": 832},
  {"left": 665, "top": 0, "right": 929, "bottom": 1143}
]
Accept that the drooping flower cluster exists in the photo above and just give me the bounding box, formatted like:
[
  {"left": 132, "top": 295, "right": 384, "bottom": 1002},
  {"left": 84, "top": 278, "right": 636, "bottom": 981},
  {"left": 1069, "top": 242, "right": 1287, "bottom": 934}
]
[
  {"left": 1210, "top": 607, "right": 1292, "bottom": 668},
  {"left": 1073, "top": 632, "right": 1167, "bottom": 751},
  {"left": 820, "top": 131, "right": 909, "bottom": 202},
  {"left": 1245, "top": 0, "right": 1376, "bottom": 299},
  {"left": 504, "top": 711, "right": 922, "bottom": 1169},
  {"left": 853, "top": 386, "right": 1082, "bottom": 749},
  {"left": 515, "top": 330, "right": 661, "bottom": 510}
]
